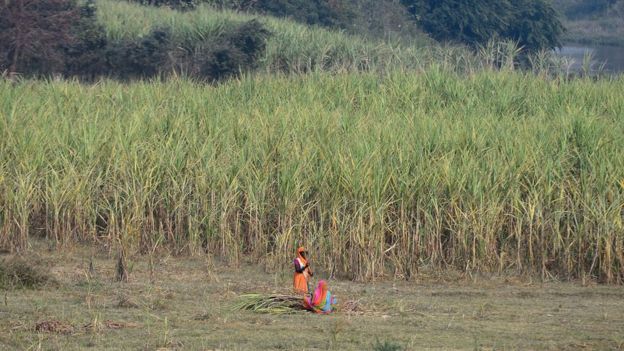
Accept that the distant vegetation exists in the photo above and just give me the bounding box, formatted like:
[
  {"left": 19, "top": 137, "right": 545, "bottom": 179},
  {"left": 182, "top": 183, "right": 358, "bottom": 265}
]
[
  {"left": 554, "top": 0, "right": 619, "bottom": 20},
  {"left": 130, "top": 0, "right": 196, "bottom": 10},
  {"left": 553, "top": 0, "right": 624, "bottom": 45},
  {"left": 96, "top": 0, "right": 424, "bottom": 73},
  {"left": 133, "top": 0, "right": 423, "bottom": 40},
  {"left": 1, "top": 0, "right": 574, "bottom": 80},
  {"left": 1, "top": 0, "right": 270, "bottom": 80},
  {"left": 401, "top": 0, "right": 564, "bottom": 52}
]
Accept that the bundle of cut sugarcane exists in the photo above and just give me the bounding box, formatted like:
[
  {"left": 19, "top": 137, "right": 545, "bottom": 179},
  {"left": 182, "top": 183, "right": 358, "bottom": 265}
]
[{"left": 232, "top": 294, "right": 307, "bottom": 314}]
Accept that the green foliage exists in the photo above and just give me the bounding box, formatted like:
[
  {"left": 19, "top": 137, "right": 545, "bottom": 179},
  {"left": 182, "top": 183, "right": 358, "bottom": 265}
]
[
  {"left": 134, "top": 0, "right": 357, "bottom": 29},
  {"left": 130, "top": 0, "right": 197, "bottom": 10},
  {"left": 101, "top": 1, "right": 550, "bottom": 76},
  {"left": 505, "top": 0, "right": 565, "bottom": 52},
  {"left": 252, "top": 0, "right": 355, "bottom": 29},
  {"left": 1, "top": 71, "right": 623, "bottom": 281},
  {"left": 94, "top": 0, "right": 431, "bottom": 75},
  {"left": 63, "top": 0, "right": 109, "bottom": 78},
  {"left": 105, "top": 28, "right": 172, "bottom": 79},
  {"left": 347, "top": 0, "right": 424, "bottom": 41},
  {"left": 191, "top": 19, "right": 271, "bottom": 81},
  {"left": 0, "top": 0, "right": 271, "bottom": 81},
  {"left": 402, "top": 0, "right": 512, "bottom": 47},
  {"left": 204, "top": 0, "right": 422, "bottom": 39},
  {"left": 201, "top": 0, "right": 356, "bottom": 28},
  {"left": 401, "top": 0, "right": 564, "bottom": 51},
  {"left": 102, "top": 18, "right": 271, "bottom": 81},
  {"left": 373, "top": 340, "right": 403, "bottom": 351}
]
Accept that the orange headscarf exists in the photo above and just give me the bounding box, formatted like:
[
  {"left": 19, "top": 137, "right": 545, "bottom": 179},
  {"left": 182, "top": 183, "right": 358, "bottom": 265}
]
[{"left": 296, "top": 247, "right": 308, "bottom": 266}]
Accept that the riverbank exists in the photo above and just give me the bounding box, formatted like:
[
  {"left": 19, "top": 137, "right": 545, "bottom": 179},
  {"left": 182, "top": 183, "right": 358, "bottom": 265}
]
[
  {"left": 553, "top": 0, "right": 624, "bottom": 47},
  {"left": 557, "top": 44, "right": 624, "bottom": 74},
  {"left": 2, "top": 247, "right": 623, "bottom": 350},
  {"left": 562, "top": 17, "right": 624, "bottom": 47}
]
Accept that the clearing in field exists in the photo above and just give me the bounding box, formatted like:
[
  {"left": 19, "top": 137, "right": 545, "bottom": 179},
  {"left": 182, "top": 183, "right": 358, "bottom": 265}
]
[{"left": 1, "top": 246, "right": 624, "bottom": 350}]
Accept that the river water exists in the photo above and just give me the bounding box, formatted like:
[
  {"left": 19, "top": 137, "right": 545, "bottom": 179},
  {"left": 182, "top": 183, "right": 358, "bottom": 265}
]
[{"left": 556, "top": 45, "right": 624, "bottom": 75}]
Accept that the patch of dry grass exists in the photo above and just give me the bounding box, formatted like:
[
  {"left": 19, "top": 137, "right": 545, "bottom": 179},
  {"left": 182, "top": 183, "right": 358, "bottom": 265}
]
[
  {"left": 0, "top": 257, "right": 55, "bottom": 290},
  {"left": 1, "top": 247, "right": 623, "bottom": 350}
]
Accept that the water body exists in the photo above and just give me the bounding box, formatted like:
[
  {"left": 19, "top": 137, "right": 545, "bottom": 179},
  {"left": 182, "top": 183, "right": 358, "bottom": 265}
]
[{"left": 556, "top": 45, "right": 624, "bottom": 75}]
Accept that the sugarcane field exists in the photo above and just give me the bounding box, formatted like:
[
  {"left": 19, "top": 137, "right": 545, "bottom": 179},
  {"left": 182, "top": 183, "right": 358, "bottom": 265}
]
[{"left": 2, "top": 0, "right": 624, "bottom": 350}]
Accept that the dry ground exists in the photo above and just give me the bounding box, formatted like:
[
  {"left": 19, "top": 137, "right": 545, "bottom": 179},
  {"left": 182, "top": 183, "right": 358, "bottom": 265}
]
[{"left": 1, "top": 246, "right": 624, "bottom": 351}]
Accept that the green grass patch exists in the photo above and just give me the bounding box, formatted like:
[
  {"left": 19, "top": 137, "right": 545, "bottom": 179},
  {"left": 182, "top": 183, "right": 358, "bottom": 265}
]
[{"left": 95, "top": 0, "right": 436, "bottom": 74}]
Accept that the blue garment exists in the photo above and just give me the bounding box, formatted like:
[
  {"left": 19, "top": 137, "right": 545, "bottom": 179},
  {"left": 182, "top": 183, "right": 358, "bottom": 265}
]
[{"left": 322, "top": 292, "right": 337, "bottom": 312}]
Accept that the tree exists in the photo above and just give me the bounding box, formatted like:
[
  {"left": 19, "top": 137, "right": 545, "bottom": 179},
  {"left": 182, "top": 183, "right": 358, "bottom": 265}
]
[
  {"left": 0, "top": 0, "right": 78, "bottom": 76},
  {"left": 63, "top": 0, "right": 108, "bottom": 79},
  {"left": 401, "top": 0, "right": 564, "bottom": 52},
  {"left": 505, "top": 0, "right": 565, "bottom": 52}
]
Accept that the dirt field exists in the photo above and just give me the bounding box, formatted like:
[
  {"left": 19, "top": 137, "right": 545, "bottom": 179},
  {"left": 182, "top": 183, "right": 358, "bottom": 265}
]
[{"left": 1, "top": 247, "right": 623, "bottom": 351}]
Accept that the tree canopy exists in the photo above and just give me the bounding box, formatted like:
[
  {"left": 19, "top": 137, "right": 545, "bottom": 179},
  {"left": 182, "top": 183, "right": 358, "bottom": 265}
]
[
  {"left": 401, "top": 0, "right": 565, "bottom": 51},
  {"left": 0, "top": 0, "right": 78, "bottom": 75},
  {"left": 0, "top": 0, "right": 271, "bottom": 80}
]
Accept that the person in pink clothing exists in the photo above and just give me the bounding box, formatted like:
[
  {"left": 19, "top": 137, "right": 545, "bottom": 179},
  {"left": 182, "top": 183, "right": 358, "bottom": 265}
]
[{"left": 304, "top": 280, "right": 337, "bottom": 314}]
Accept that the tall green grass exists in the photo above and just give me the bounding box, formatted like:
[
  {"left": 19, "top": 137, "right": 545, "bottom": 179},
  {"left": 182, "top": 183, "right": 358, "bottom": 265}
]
[
  {"left": 95, "top": 0, "right": 576, "bottom": 77},
  {"left": 96, "top": 0, "right": 430, "bottom": 73},
  {"left": 1, "top": 69, "right": 623, "bottom": 282},
  {"left": 95, "top": 0, "right": 494, "bottom": 75},
  {"left": 89, "top": 0, "right": 585, "bottom": 81}
]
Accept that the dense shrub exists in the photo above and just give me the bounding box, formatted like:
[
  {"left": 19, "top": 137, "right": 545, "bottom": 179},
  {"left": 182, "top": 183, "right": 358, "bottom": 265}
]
[
  {"left": 0, "top": 257, "right": 53, "bottom": 289},
  {"left": 193, "top": 20, "right": 270, "bottom": 81},
  {"left": 0, "top": 0, "right": 108, "bottom": 78},
  {"left": 100, "top": 19, "right": 270, "bottom": 81},
  {"left": 130, "top": 0, "right": 196, "bottom": 10},
  {"left": 253, "top": 0, "right": 354, "bottom": 29},
  {"left": 203, "top": 0, "right": 356, "bottom": 29},
  {"left": 222, "top": 19, "right": 271, "bottom": 68},
  {"left": 401, "top": 0, "right": 564, "bottom": 52},
  {"left": 105, "top": 29, "right": 173, "bottom": 80},
  {"left": 63, "top": 0, "right": 108, "bottom": 79},
  {"left": 373, "top": 340, "right": 403, "bottom": 351},
  {"left": 0, "top": 0, "right": 271, "bottom": 81},
  {"left": 504, "top": 0, "right": 565, "bottom": 52}
]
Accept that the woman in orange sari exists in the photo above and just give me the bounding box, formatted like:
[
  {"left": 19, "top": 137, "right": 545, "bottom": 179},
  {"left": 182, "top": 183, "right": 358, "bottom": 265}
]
[{"left": 293, "top": 246, "right": 313, "bottom": 293}]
